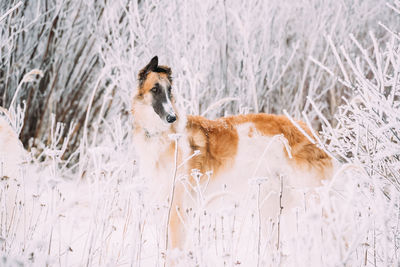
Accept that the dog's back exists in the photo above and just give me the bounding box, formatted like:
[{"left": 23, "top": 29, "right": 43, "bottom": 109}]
[{"left": 186, "top": 113, "right": 331, "bottom": 183}]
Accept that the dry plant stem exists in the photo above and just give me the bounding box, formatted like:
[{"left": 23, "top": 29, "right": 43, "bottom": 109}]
[
  {"left": 135, "top": 195, "right": 144, "bottom": 267},
  {"left": 276, "top": 175, "right": 283, "bottom": 251},
  {"left": 251, "top": 134, "right": 292, "bottom": 179},
  {"left": 164, "top": 136, "right": 179, "bottom": 266},
  {"left": 0, "top": 1, "right": 22, "bottom": 22},
  {"left": 364, "top": 235, "right": 368, "bottom": 265},
  {"left": 83, "top": 71, "right": 105, "bottom": 148},
  {"left": 257, "top": 183, "right": 261, "bottom": 267},
  {"left": 283, "top": 109, "right": 316, "bottom": 145}
]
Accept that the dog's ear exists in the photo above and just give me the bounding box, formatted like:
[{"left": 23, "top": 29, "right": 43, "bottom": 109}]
[
  {"left": 147, "top": 56, "right": 158, "bottom": 71},
  {"left": 138, "top": 56, "right": 158, "bottom": 83}
]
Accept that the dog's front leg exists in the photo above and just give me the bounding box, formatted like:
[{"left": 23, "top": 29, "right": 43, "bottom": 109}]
[{"left": 168, "top": 183, "right": 185, "bottom": 250}]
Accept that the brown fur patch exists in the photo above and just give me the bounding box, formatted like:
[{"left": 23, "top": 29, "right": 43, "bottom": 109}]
[
  {"left": 186, "top": 115, "right": 239, "bottom": 177},
  {"left": 248, "top": 126, "right": 254, "bottom": 137},
  {"left": 138, "top": 72, "right": 170, "bottom": 95}
]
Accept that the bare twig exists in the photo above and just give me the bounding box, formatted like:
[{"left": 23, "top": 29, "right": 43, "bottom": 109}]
[
  {"left": 276, "top": 175, "right": 283, "bottom": 251},
  {"left": 164, "top": 134, "right": 180, "bottom": 266},
  {"left": 0, "top": 1, "right": 23, "bottom": 22}
]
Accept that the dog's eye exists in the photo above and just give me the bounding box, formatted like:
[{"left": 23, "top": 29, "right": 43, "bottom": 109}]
[{"left": 151, "top": 87, "right": 158, "bottom": 93}]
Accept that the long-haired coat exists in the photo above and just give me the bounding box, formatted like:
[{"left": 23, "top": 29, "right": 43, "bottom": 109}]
[{"left": 131, "top": 56, "right": 333, "bottom": 255}]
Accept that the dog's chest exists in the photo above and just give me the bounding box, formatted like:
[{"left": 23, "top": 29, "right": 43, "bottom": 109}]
[{"left": 135, "top": 134, "right": 165, "bottom": 169}]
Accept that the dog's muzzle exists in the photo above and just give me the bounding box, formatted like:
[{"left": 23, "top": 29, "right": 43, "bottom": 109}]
[{"left": 166, "top": 114, "right": 176, "bottom": 123}]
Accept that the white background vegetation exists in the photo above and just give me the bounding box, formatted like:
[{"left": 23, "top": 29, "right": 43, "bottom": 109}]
[{"left": 0, "top": 0, "right": 399, "bottom": 266}]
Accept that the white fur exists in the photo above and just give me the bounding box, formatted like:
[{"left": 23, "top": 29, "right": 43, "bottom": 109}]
[
  {"left": 133, "top": 103, "right": 188, "bottom": 206},
  {"left": 163, "top": 81, "right": 175, "bottom": 117},
  {"left": 163, "top": 102, "right": 175, "bottom": 117}
]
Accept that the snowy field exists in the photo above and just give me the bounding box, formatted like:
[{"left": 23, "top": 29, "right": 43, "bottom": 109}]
[{"left": 1, "top": 0, "right": 400, "bottom": 266}]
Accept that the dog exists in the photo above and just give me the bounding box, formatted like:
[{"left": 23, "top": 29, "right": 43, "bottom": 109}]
[{"left": 131, "top": 56, "right": 333, "bottom": 260}]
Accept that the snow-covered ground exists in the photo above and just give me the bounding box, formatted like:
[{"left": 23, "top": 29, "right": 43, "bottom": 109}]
[{"left": 1, "top": 0, "right": 400, "bottom": 266}]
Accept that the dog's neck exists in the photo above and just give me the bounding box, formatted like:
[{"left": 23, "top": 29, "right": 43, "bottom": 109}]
[
  {"left": 134, "top": 115, "right": 186, "bottom": 141},
  {"left": 143, "top": 127, "right": 162, "bottom": 139},
  {"left": 132, "top": 98, "right": 187, "bottom": 141}
]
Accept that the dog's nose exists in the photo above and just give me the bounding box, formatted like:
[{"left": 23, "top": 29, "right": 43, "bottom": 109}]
[{"left": 166, "top": 114, "right": 176, "bottom": 123}]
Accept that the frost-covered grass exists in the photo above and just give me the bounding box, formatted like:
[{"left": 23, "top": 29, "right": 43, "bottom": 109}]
[
  {"left": 1, "top": 0, "right": 400, "bottom": 266},
  {"left": 1, "top": 0, "right": 397, "bottom": 152}
]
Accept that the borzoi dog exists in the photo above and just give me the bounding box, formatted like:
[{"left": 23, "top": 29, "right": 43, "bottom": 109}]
[{"left": 131, "top": 56, "right": 333, "bottom": 258}]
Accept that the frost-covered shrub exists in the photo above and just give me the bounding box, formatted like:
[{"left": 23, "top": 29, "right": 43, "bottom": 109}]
[
  {"left": 0, "top": 1, "right": 107, "bottom": 154},
  {"left": 312, "top": 13, "right": 400, "bottom": 189},
  {"left": 300, "top": 5, "right": 400, "bottom": 265}
]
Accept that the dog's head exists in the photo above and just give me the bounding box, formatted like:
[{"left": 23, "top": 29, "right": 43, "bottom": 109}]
[{"left": 133, "top": 56, "right": 178, "bottom": 129}]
